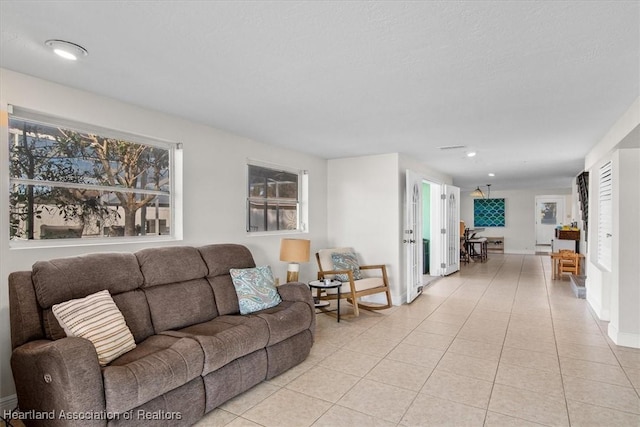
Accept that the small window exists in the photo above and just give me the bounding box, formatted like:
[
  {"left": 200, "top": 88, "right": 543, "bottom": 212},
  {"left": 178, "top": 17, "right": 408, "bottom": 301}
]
[
  {"left": 247, "top": 163, "right": 304, "bottom": 232},
  {"left": 8, "top": 107, "right": 177, "bottom": 242}
]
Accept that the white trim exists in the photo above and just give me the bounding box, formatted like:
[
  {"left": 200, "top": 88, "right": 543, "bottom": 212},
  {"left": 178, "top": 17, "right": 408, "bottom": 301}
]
[
  {"left": 11, "top": 178, "right": 169, "bottom": 197},
  {"left": 7, "top": 108, "right": 180, "bottom": 245},
  {"left": 597, "top": 161, "right": 613, "bottom": 271},
  {"left": 0, "top": 394, "right": 18, "bottom": 414},
  {"left": 608, "top": 323, "right": 640, "bottom": 349},
  {"left": 10, "top": 105, "right": 178, "bottom": 149},
  {"left": 9, "top": 234, "right": 177, "bottom": 250}
]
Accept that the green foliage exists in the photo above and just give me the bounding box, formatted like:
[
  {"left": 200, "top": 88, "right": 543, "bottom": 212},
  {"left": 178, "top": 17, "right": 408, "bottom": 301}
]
[{"left": 9, "top": 119, "right": 169, "bottom": 239}]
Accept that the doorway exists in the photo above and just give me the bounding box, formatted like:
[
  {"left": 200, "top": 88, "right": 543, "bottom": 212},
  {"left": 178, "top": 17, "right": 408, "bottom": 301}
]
[
  {"left": 421, "top": 181, "right": 439, "bottom": 285},
  {"left": 405, "top": 170, "right": 460, "bottom": 303},
  {"left": 535, "top": 196, "right": 566, "bottom": 245}
]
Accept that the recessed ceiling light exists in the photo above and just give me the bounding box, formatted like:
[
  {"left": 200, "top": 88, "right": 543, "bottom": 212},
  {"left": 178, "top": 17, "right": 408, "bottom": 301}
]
[
  {"left": 488, "top": 173, "right": 495, "bottom": 177},
  {"left": 467, "top": 151, "right": 477, "bottom": 157},
  {"left": 45, "top": 39, "right": 88, "bottom": 61}
]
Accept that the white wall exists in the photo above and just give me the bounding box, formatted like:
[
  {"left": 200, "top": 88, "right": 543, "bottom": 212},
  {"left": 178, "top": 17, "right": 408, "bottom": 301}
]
[
  {"left": 609, "top": 148, "right": 640, "bottom": 347},
  {"left": 584, "top": 97, "right": 640, "bottom": 348},
  {"left": 326, "top": 153, "right": 453, "bottom": 305},
  {"left": 0, "top": 69, "right": 329, "bottom": 401},
  {"left": 460, "top": 188, "right": 572, "bottom": 254},
  {"left": 326, "top": 153, "right": 402, "bottom": 302}
]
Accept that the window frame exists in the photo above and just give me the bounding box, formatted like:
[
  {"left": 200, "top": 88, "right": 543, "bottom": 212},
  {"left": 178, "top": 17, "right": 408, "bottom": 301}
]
[
  {"left": 7, "top": 105, "right": 181, "bottom": 248},
  {"left": 246, "top": 160, "right": 308, "bottom": 235}
]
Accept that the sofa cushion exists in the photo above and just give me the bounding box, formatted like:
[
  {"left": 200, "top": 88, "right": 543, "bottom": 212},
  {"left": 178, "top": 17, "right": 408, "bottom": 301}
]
[
  {"left": 230, "top": 266, "right": 282, "bottom": 314},
  {"left": 253, "top": 300, "right": 315, "bottom": 346},
  {"left": 111, "top": 290, "right": 155, "bottom": 343},
  {"left": 199, "top": 244, "right": 256, "bottom": 277},
  {"left": 176, "top": 315, "right": 269, "bottom": 376},
  {"left": 136, "top": 246, "right": 208, "bottom": 287},
  {"left": 42, "top": 289, "right": 155, "bottom": 343},
  {"left": 103, "top": 334, "right": 204, "bottom": 414},
  {"left": 144, "top": 278, "right": 217, "bottom": 333},
  {"left": 32, "top": 252, "right": 144, "bottom": 308},
  {"left": 52, "top": 290, "right": 136, "bottom": 366},
  {"left": 199, "top": 244, "right": 256, "bottom": 316}
]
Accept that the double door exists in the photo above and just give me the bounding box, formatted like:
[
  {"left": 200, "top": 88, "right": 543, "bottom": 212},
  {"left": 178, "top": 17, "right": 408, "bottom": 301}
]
[{"left": 405, "top": 170, "right": 460, "bottom": 303}]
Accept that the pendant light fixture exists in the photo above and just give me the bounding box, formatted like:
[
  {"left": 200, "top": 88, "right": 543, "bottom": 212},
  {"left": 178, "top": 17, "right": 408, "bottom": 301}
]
[
  {"left": 470, "top": 184, "right": 492, "bottom": 199},
  {"left": 470, "top": 186, "right": 485, "bottom": 198}
]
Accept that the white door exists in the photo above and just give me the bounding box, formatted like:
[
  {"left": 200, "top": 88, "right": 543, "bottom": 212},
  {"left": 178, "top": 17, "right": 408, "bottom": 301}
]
[
  {"left": 441, "top": 184, "right": 460, "bottom": 276},
  {"left": 535, "top": 196, "right": 565, "bottom": 245},
  {"left": 405, "top": 170, "right": 423, "bottom": 303}
]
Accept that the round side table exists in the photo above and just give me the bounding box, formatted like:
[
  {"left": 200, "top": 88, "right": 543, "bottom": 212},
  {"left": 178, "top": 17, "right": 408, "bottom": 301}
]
[{"left": 308, "top": 279, "right": 342, "bottom": 322}]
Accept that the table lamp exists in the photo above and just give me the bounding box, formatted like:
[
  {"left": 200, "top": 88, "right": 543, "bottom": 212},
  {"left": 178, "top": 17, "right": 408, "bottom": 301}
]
[{"left": 279, "top": 238, "right": 310, "bottom": 282}]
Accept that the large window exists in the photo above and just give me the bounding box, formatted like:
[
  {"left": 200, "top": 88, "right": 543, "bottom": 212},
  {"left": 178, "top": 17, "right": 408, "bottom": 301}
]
[
  {"left": 247, "top": 163, "right": 304, "bottom": 232},
  {"left": 8, "top": 107, "right": 176, "bottom": 242}
]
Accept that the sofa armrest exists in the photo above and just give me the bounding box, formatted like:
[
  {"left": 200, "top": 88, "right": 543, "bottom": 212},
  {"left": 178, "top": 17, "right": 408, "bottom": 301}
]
[
  {"left": 11, "top": 337, "right": 106, "bottom": 426},
  {"left": 277, "top": 283, "right": 316, "bottom": 338},
  {"left": 277, "top": 282, "right": 313, "bottom": 306}
]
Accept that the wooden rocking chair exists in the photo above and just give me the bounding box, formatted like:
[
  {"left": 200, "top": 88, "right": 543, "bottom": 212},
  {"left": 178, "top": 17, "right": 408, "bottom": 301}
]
[{"left": 316, "top": 247, "right": 392, "bottom": 317}]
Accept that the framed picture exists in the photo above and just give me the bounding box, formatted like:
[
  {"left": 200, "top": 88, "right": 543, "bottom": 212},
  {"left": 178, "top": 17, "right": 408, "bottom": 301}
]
[{"left": 474, "top": 198, "right": 505, "bottom": 227}]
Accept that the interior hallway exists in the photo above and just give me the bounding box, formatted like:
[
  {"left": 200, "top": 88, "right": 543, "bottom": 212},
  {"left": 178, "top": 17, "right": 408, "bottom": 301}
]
[{"left": 194, "top": 253, "right": 640, "bottom": 426}]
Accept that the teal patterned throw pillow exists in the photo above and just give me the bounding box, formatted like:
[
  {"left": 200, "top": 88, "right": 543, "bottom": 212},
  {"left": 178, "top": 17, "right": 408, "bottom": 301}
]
[
  {"left": 331, "top": 252, "right": 363, "bottom": 282},
  {"left": 230, "top": 266, "right": 282, "bottom": 315}
]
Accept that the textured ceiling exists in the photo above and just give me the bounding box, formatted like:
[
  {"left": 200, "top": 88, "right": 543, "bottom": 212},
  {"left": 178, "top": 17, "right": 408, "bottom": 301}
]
[{"left": 1, "top": 1, "right": 638, "bottom": 191}]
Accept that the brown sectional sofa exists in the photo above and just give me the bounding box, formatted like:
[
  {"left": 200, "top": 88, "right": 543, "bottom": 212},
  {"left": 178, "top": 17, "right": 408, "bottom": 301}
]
[{"left": 8, "top": 244, "right": 316, "bottom": 426}]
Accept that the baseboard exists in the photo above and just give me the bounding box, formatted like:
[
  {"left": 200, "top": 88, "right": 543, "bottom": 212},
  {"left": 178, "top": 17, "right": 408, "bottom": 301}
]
[
  {"left": 505, "top": 250, "right": 536, "bottom": 255},
  {"left": 608, "top": 324, "right": 640, "bottom": 349},
  {"left": 0, "top": 394, "right": 18, "bottom": 414},
  {"left": 587, "top": 293, "right": 610, "bottom": 321}
]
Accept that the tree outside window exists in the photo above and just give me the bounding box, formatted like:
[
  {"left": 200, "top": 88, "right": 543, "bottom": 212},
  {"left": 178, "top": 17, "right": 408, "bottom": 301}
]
[{"left": 8, "top": 111, "right": 173, "bottom": 241}]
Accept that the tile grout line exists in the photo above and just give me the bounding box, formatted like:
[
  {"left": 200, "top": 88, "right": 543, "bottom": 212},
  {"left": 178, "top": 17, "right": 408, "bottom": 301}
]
[
  {"left": 481, "top": 254, "right": 526, "bottom": 426},
  {"left": 542, "top": 253, "right": 573, "bottom": 427}
]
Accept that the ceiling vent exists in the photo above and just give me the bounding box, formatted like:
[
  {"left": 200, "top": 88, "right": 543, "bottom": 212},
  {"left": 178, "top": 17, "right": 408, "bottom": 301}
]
[{"left": 438, "top": 145, "right": 467, "bottom": 151}]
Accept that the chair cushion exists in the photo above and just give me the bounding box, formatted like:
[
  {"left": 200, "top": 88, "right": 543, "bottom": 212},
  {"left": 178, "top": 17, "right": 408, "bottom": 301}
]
[
  {"left": 103, "top": 334, "right": 204, "bottom": 414},
  {"left": 325, "top": 277, "right": 386, "bottom": 295},
  {"left": 331, "top": 252, "right": 363, "bottom": 281},
  {"left": 230, "top": 266, "right": 281, "bottom": 314},
  {"left": 52, "top": 290, "right": 136, "bottom": 366},
  {"left": 318, "top": 247, "right": 359, "bottom": 280}
]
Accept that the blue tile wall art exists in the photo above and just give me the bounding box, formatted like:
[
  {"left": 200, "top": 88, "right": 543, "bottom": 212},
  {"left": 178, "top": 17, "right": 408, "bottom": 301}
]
[{"left": 474, "top": 198, "right": 505, "bottom": 227}]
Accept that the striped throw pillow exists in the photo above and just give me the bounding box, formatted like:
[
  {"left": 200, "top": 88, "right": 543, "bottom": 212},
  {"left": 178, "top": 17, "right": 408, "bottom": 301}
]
[{"left": 52, "top": 290, "right": 136, "bottom": 366}]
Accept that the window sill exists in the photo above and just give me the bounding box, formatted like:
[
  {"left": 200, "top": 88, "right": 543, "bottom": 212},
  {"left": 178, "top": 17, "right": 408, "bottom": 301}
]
[
  {"left": 247, "top": 230, "right": 309, "bottom": 238},
  {"left": 9, "top": 235, "right": 179, "bottom": 250}
]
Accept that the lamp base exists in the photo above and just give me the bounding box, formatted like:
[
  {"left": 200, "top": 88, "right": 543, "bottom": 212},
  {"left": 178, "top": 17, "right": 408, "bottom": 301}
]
[
  {"left": 286, "top": 270, "right": 299, "bottom": 283},
  {"left": 286, "top": 263, "right": 300, "bottom": 283}
]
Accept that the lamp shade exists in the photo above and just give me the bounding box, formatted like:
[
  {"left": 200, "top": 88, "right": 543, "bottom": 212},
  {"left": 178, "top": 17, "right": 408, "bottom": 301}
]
[
  {"left": 279, "top": 239, "right": 310, "bottom": 263},
  {"left": 470, "top": 187, "right": 485, "bottom": 198}
]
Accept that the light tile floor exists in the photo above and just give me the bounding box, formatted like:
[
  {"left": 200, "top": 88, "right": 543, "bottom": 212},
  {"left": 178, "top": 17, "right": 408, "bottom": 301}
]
[{"left": 196, "top": 254, "right": 640, "bottom": 427}]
